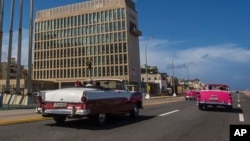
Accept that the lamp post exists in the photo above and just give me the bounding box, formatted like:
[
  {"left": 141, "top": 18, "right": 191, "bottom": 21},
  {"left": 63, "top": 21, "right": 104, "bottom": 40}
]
[
  {"left": 27, "top": 0, "right": 34, "bottom": 94},
  {"left": 172, "top": 55, "right": 176, "bottom": 97},
  {"left": 5, "top": 0, "right": 15, "bottom": 93},
  {"left": 145, "top": 37, "right": 152, "bottom": 100},
  {"left": 186, "top": 63, "right": 189, "bottom": 81},
  {"left": 0, "top": 0, "right": 4, "bottom": 68}
]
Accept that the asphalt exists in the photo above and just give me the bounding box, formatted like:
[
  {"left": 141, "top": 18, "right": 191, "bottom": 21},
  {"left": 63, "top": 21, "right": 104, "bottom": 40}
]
[{"left": 0, "top": 95, "right": 184, "bottom": 126}]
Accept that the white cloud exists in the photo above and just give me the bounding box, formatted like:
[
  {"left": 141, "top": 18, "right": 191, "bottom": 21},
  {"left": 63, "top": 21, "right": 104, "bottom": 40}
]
[{"left": 139, "top": 37, "right": 250, "bottom": 89}]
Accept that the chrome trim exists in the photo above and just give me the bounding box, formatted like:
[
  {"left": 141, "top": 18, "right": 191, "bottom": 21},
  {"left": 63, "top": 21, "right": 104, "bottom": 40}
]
[
  {"left": 198, "top": 101, "right": 232, "bottom": 105},
  {"left": 43, "top": 109, "right": 90, "bottom": 116}
]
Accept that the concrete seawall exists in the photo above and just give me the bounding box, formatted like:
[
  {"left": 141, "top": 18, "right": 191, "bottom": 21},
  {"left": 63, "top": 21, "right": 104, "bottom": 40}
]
[
  {"left": 241, "top": 91, "right": 250, "bottom": 97},
  {"left": 0, "top": 93, "right": 37, "bottom": 108}
]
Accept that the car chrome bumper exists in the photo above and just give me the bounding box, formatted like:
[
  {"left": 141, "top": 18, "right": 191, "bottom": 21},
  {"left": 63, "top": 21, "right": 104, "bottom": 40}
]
[
  {"left": 198, "top": 101, "right": 232, "bottom": 106},
  {"left": 42, "top": 108, "right": 90, "bottom": 116},
  {"left": 186, "top": 96, "right": 196, "bottom": 98}
]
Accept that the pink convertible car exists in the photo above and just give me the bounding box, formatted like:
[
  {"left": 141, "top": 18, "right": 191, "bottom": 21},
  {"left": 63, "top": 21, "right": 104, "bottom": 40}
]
[
  {"left": 197, "top": 84, "right": 233, "bottom": 110},
  {"left": 184, "top": 89, "right": 200, "bottom": 101}
]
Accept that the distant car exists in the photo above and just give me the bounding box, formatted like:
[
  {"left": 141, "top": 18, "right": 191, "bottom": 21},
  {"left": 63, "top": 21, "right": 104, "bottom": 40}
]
[
  {"left": 36, "top": 79, "right": 143, "bottom": 125},
  {"left": 197, "top": 84, "right": 233, "bottom": 110},
  {"left": 184, "top": 90, "right": 200, "bottom": 101}
]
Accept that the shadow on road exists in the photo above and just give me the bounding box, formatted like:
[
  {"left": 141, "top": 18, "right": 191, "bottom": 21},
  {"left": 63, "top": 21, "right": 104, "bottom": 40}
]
[
  {"left": 203, "top": 107, "right": 243, "bottom": 113},
  {"left": 45, "top": 115, "right": 155, "bottom": 130}
]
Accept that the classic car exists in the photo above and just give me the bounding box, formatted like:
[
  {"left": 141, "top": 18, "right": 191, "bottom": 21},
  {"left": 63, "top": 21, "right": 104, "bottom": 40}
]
[
  {"left": 184, "top": 88, "right": 200, "bottom": 101},
  {"left": 36, "top": 79, "right": 143, "bottom": 125},
  {"left": 197, "top": 84, "right": 233, "bottom": 110}
]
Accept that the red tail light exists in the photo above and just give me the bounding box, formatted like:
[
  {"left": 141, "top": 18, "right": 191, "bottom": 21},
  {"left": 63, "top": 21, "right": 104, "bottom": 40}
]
[{"left": 81, "top": 96, "right": 87, "bottom": 103}]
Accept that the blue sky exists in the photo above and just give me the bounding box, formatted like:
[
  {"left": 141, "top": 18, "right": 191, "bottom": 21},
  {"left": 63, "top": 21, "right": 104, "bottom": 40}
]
[{"left": 1, "top": 0, "right": 250, "bottom": 90}]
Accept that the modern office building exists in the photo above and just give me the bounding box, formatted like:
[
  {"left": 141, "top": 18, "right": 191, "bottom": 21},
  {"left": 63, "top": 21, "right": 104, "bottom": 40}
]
[{"left": 33, "top": 0, "right": 141, "bottom": 88}]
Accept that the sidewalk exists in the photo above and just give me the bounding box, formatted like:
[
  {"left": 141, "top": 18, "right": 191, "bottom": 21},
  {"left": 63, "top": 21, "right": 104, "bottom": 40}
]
[{"left": 0, "top": 95, "right": 184, "bottom": 125}]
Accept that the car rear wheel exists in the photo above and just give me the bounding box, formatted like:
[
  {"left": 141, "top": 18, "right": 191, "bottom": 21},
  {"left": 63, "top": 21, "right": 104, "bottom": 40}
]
[
  {"left": 198, "top": 104, "right": 206, "bottom": 110},
  {"left": 227, "top": 106, "right": 233, "bottom": 111},
  {"left": 53, "top": 115, "right": 67, "bottom": 124},
  {"left": 130, "top": 104, "right": 139, "bottom": 119},
  {"left": 198, "top": 104, "right": 203, "bottom": 110},
  {"left": 97, "top": 113, "right": 107, "bottom": 125}
]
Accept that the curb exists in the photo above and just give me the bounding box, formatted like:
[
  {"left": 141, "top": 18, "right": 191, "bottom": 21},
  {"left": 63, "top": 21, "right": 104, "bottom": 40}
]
[{"left": 0, "top": 115, "right": 51, "bottom": 126}]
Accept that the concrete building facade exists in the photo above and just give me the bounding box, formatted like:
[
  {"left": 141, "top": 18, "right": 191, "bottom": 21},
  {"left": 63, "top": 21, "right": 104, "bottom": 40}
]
[
  {"left": 0, "top": 58, "right": 26, "bottom": 93},
  {"left": 140, "top": 65, "right": 169, "bottom": 95},
  {"left": 33, "top": 0, "right": 141, "bottom": 88}
]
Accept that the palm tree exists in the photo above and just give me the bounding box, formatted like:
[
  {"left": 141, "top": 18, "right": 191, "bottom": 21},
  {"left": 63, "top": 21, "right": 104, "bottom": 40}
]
[
  {"left": 22, "top": 69, "right": 28, "bottom": 79},
  {"left": 86, "top": 58, "right": 92, "bottom": 79}
]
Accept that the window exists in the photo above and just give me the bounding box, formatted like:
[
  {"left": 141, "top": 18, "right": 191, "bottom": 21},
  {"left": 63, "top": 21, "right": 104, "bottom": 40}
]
[
  {"left": 102, "top": 67, "right": 106, "bottom": 76},
  {"left": 101, "top": 11, "right": 105, "bottom": 22},
  {"left": 105, "top": 10, "right": 109, "bottom": 22},
  {"left": 120, "top": 66, "right": 123, "bottom": 75},
  {"left": 113, "top": 9, "right": 117, "bottom": 20},
  {"left": 85, "top": 14, "right": 88, "bottom": 25},
  {"left": 121, "top": 8, "right": 125, "bottom": 19},
  {"left": 93, "top": 12, "right": 96, "bottom": 23},
  {"left": 97, "top": 12, "right": 101, "bottom": 23},
  {"left": 117, "top": 8, "right": 121, "bottom": 20}
]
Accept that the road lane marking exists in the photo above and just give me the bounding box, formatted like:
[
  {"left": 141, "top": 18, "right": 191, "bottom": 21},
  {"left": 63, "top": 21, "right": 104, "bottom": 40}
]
[
  {"left": 239, "top": 114, "right": 244, "bottom": 122},
  {"left": 159, "top": 110, "right": 180, "bottom": 117}
]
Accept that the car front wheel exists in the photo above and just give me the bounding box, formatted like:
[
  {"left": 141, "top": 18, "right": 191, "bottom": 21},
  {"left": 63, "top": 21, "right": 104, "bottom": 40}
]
[
  {"left": 130, "top": 104, "right": 139, "bottom": 119},
  {"left": 97, "top": 113, "right": 107, "bottom": 125}
]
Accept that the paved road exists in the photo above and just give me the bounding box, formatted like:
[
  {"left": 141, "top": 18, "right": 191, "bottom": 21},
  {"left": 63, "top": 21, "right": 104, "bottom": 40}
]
[
  {"left": 0, "top": 93, "right": 249, "bottom": 141},
  {"left": 0, "top": 95, "right": 184, "bottom": 125}
]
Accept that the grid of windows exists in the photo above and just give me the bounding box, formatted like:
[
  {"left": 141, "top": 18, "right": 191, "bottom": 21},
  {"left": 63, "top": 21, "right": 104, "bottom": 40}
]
[{"left": 34, "top": 8, "right": 130, "bottom": 80}]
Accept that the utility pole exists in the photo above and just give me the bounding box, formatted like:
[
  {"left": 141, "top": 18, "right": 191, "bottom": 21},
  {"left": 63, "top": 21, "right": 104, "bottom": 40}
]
[
  {"left": 145, "top": 37, "right": 152, "bottom": 100},
  {"left": 27, "top": 0, "right": 34, "bottom": 94},
  {"left": 0, "top": 0, "right": 4, "bottom": 73},
  {"left": 5, "top": 0, "right": 15, "bottom": 93},
  {"left": 16, "top": 0, "right": 23, "bottom": 94},
  {"left": 186, "top": 63, "right": 189, "bottom": 81},
  {"left": 172, "top": 55, "right": 176, "bottom": 96}
]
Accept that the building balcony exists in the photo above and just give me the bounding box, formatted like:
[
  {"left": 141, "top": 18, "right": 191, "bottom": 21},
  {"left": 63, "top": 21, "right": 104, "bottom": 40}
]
[{"left": 130, "top": 27, "right": 142, "bottom": 36}]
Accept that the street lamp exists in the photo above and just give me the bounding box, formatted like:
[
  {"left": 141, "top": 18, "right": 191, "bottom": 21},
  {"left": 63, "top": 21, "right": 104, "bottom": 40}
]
[
  {"left": 145, "top": 37, "right": 152, "bottom": 100},
  {"left": 186, "top": 63, "right": 189, "bottom": 81},
  {"left": 172, "top": 55, "right": 176, "bottom": 97}
]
